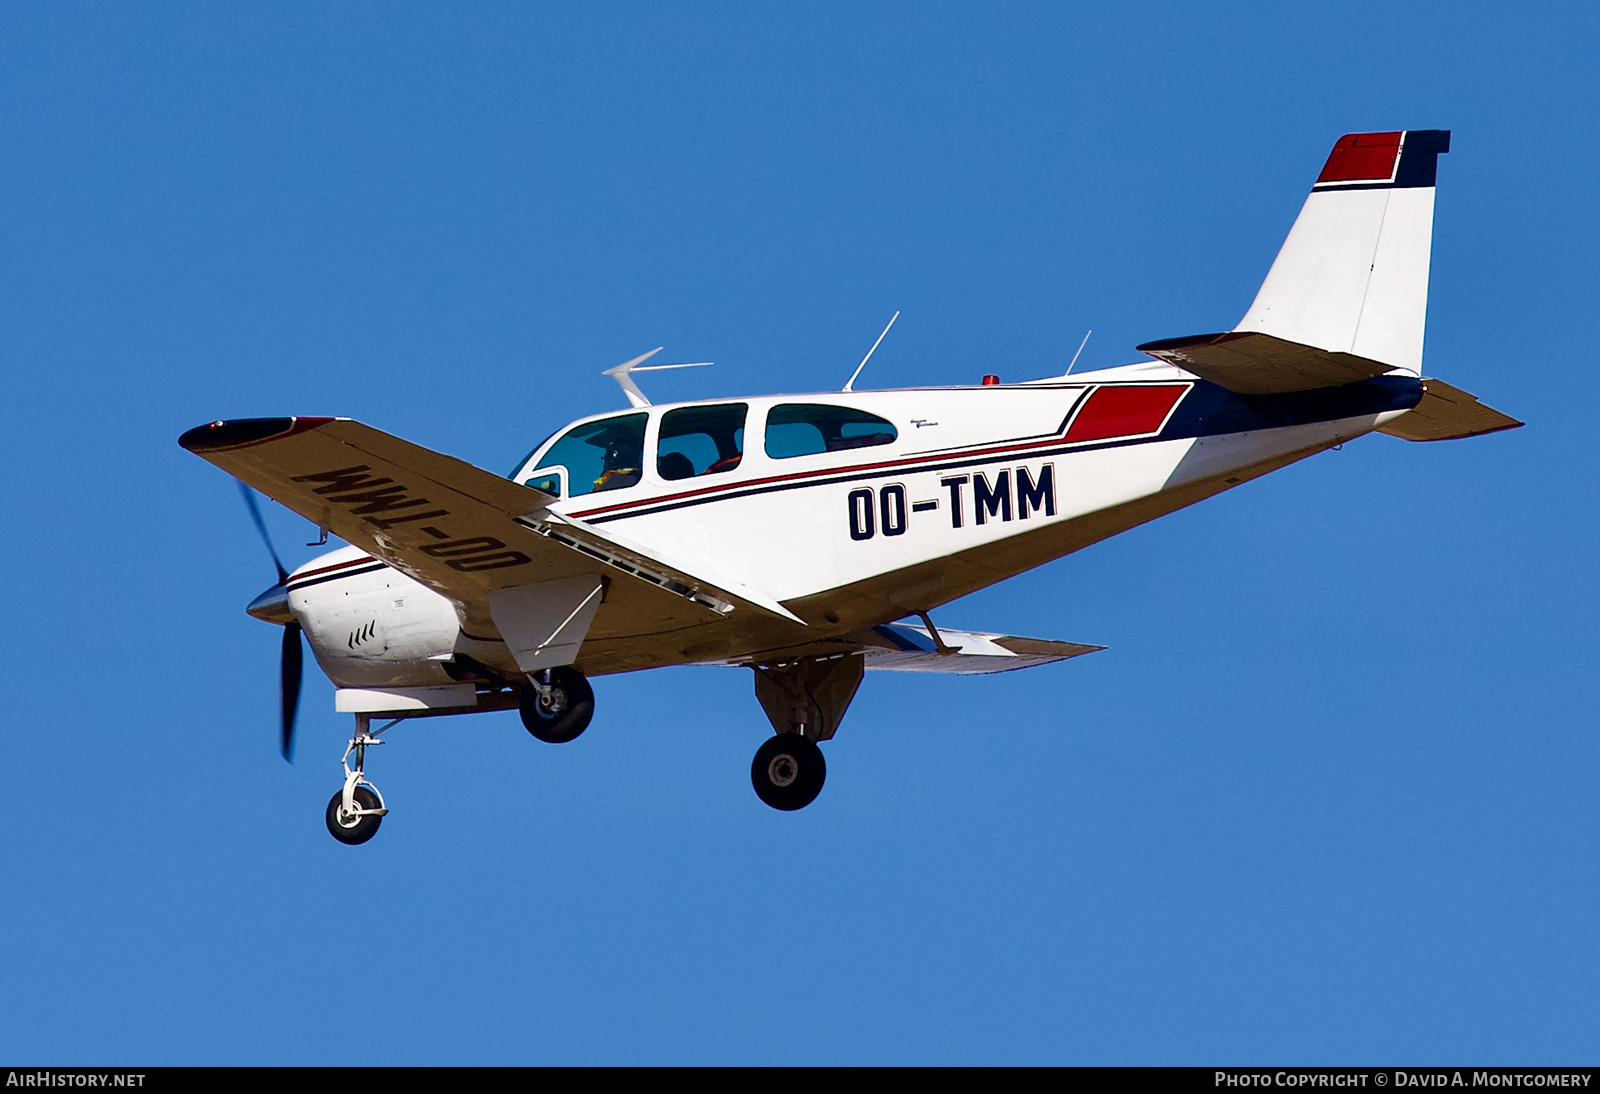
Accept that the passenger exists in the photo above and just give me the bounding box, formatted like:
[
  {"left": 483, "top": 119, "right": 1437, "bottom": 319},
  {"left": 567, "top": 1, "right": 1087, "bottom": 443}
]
[{"left": 593, "top": 432, "right": 643, "bottom": 492}]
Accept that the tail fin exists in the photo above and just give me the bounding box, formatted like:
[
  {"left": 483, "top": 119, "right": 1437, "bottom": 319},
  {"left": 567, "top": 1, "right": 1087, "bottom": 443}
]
[
  {"left": 1235, "top": 130, "right": 1451, "bottom": 374},
  {"left": 1138, "top": 131, "right": 1521, "bottom": 439}
]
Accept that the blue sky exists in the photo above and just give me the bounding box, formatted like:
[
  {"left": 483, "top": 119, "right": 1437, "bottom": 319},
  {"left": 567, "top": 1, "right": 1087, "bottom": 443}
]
[{"left": 2, "top": 1, "right": 1595, "bottom": 1064}]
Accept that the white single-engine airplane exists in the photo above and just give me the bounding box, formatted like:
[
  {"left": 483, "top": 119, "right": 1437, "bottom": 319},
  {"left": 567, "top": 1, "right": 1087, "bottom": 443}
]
[{"left": 183, "top": 130, "right": 1518, "bottom": 844}]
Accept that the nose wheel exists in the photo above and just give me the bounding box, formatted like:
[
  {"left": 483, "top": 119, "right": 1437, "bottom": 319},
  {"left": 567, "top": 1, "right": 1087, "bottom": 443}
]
[
  {"left": 326, "top": 785, "right": 383, "bottom": 844},
  {"left": 324, "top": 716, "right": 390, "bottom": 845},
  {"left": 751, "top": 733, "right": 826, "bottom": 811}
]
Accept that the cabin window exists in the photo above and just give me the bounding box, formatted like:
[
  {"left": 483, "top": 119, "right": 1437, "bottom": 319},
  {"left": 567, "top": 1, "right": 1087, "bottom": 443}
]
[
  {"left": 764, "top": 404, "right": 898, "bottom": 459},
  {"left": 657, "top": 403, "right": 747, "bottom": 481},
  {"left": 532, "top": 412, "right": 648, "bottom": 497}
]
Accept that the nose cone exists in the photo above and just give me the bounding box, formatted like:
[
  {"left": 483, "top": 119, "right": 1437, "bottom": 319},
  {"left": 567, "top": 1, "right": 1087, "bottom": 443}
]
[{"left": 247, "top": 582, "right": 294, "bottom": 625}]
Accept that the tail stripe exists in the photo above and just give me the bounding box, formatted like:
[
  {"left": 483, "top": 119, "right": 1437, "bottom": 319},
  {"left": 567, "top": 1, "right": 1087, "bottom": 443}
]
[
  {"left": 1313, "top": 129, "right": 1451, "bottom": 191},
  {"left": 1316, "top": 131, "right": 1403, "bottom": 185}
]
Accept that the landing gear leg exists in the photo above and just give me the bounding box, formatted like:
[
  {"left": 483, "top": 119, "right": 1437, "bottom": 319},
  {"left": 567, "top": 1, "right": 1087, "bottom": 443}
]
[
  {"left": 325, "top": 714, "right": 390, "bottom": 845},
  {"left": 748, "top": 654, "right": 863, "bottom": 811}
]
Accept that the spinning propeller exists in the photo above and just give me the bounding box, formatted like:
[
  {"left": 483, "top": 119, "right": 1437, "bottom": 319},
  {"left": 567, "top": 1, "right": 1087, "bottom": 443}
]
[{"left": 238, "top": 481, "right": 303, "bottom": 763}]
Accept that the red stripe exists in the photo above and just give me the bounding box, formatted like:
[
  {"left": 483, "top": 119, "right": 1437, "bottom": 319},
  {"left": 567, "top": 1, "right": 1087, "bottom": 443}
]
[
  {"left": 1316, "top": 131, "right": 1403, "bottom": 184},
  {"left": 1062, "top": 385, "right": 1187, "bottom": 444},
  {"left": 289, "top": 555, "right": 379, "bottom": 582}
]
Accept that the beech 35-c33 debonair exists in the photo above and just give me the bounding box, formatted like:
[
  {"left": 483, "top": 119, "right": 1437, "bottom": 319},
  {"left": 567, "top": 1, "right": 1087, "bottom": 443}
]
[{"left": 181, "top": 130, "right": 1519, "bottom": 844}]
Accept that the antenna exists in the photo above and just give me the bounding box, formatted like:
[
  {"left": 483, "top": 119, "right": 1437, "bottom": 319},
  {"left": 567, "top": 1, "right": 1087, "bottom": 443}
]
[
  {"left": 603, "top": 348, "right": 712, "bottom": 408},
  {"left": 843, "top": 311, "right": 900, "bottom": 393},
  {"left": 1064, "top": 329, "right": 1092, "bottom": 377}
]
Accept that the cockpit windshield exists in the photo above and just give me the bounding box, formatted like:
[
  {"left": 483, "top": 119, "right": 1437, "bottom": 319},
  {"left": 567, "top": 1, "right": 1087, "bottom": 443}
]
[{"left": 531, "top": 412, "right": 648, "bottom": 496}]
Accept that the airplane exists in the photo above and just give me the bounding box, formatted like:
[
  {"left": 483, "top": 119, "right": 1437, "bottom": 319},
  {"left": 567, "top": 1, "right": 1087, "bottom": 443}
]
[{"left": 181, "top": 129, "right": 1519, "bottom": 845}]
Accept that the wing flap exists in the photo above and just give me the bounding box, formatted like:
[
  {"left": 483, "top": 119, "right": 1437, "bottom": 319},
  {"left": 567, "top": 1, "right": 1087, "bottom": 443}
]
[
  {"left": 1377, "top": 378, "right": 1523, "bottom": 441},
  {"left": 1137, "top": 331, "right": 1395, "bottom": 394},
  {"left": 529, "top": 512, "right": 806, "bottom": 624}
]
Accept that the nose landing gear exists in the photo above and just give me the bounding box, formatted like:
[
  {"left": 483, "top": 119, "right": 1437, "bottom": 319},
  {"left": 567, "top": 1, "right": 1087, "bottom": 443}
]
[{"left": 325, "top": 715, "right": 390, "bottom": 845}]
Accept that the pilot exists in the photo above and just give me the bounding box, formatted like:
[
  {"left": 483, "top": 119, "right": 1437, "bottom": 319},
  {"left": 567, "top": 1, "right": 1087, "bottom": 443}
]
[{"left": 593, "top": 433, "right": 642, "bottom": 492}]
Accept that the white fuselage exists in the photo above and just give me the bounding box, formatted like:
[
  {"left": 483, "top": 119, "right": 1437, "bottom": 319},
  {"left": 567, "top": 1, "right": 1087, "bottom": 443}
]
[{"left": 284, "top": 362, "right": 1419, "bottom": 689}]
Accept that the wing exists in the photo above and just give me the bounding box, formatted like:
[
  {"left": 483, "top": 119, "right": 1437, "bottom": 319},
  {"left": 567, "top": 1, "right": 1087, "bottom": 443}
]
[
  {"left": 697, "top": 621, "right": 1102, "bottom": 675},
  {"left": 180, "top": 417, "right": 808, "bottom": 672},
  {"left": 856, "top": 622, "right": 1101, "bottom": 673}
]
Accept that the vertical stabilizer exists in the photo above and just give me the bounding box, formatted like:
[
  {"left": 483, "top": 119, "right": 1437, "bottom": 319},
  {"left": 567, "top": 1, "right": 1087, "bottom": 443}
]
[{"left": 1236, "top": 130, "right": 1450, "bottom": 374}]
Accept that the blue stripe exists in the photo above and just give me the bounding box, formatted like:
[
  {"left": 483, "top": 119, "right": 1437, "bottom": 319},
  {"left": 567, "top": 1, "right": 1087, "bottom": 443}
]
[
  {"left": 873, "top": 624, "right": 934, "bottom": 652},
  {"left": 1161, "top": 375, "right": 1422, "bottom": 441}
]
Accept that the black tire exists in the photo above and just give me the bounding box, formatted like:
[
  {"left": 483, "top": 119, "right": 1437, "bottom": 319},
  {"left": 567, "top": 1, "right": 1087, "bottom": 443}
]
[
  {"left": 325, "top": 786, "right": 383, "bottom": 845},
  {"left": 751, "top": 733, "right": 826, "bottom": 811},
  {"left": 519, "top": 667, "right": 595, "bottom": 744}
]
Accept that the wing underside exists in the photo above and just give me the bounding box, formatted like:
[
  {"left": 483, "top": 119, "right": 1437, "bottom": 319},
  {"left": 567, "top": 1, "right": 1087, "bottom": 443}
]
[
  {"left": 697, "top": 621, "right": 1102, "bottom": 675},
  {"left": 857, "top": 622, "right": 1101, "bottom": 673},
  {"left": 180, "top": 417, "right": 810, "bottom": 672}
]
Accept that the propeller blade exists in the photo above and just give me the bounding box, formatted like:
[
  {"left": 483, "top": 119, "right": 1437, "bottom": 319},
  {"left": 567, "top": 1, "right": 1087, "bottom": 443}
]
[
  {"left": 238, "top": 480, "right": 289, "bottom": 584},
  {"left": 280, "top": 621, "right": 303, "bottom": 763}
]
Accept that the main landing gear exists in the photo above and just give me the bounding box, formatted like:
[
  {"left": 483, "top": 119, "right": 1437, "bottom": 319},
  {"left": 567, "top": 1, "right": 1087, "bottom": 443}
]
[
  {"left": 518, "top": 666, "right": 595, "bottom": 744},
  {"left": 325, "top": 715, "right": 390, "bottom": 845},
  {"left": 749, "top": 653, "right": 864, "bottom": 812},
  {"left": 751, "top": 733, "right": 826, "bottom": 811}
]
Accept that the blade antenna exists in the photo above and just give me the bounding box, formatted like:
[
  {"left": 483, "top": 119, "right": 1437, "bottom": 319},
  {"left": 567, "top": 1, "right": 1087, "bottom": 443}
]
[
  {"left": 843, "top": 311, "right": 900, "bottom": 393},
  {"left": 1064, "top": 329, "right": 1092, "bottom": 377},
  {"left": 603, "top": 348, "right": 712, "bottom": 408}
]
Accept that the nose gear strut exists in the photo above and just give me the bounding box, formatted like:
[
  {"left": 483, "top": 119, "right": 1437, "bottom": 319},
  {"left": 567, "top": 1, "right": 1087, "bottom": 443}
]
[{"left": 325, "top": 713, "right": 392, "bottom": 845}]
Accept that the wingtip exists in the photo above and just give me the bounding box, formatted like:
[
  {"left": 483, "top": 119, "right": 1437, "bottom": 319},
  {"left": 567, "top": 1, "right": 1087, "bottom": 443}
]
[{"left": 179, "top": 417, "right": 336, "bottom": 453}]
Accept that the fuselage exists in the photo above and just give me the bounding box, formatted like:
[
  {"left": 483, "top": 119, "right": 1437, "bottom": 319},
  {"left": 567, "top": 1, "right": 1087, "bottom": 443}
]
[{"left": 282, "top": 363, "right": 1422, "bottom": 689}]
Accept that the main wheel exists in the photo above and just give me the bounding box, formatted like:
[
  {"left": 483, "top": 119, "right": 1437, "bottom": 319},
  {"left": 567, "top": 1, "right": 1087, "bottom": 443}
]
[
  {"left": 751, "top": 733, "right": 826, "bottom": 811},
  {"left": 519, "top": 667, "right": 595, "bottom": 744},
  {"left": 325, "top": 786, "right": 383, "bottom": 845}
]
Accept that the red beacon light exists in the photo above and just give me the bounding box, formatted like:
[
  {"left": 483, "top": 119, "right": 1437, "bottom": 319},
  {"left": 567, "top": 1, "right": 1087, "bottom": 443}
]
[{"left": 981, "top": 374, "right": 1000, "bottom": 386}]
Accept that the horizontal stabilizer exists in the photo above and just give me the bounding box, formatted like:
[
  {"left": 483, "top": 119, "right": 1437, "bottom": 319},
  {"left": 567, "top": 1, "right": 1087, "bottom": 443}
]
[
  {"left": 1137, "top": 331, "right": 1396, "bottom": 394},
  {"left": 858, "top": 623, "right": 1102, "bottom": 674},
  {"left": 1378, "top": 379, "right": 1523, "bottom": 441}
]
